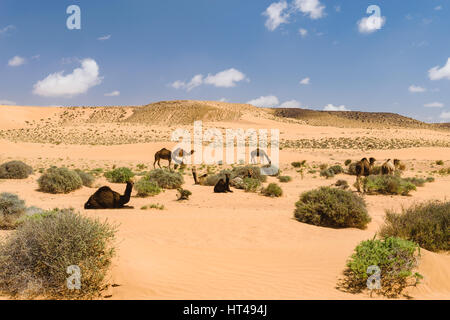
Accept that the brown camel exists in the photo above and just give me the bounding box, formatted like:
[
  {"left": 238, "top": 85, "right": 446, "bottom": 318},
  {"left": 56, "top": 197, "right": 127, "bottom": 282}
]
[
  {"left": 154, "top": 148, "right": 194, "bottom": 169},
  {"left": 214, "top": 173, "right": 232, "bottom": 193},
  {"left": 84, "top": 181, "right": 134, "bottom": 209},
  {"left": 355, "top": 157, "right": 376, "bottom": 192}
]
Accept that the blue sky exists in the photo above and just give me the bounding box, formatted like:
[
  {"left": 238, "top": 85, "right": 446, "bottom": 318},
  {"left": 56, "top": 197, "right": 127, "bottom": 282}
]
[{"left": 1, "top": 0, "right": 450, "bottom": 122}]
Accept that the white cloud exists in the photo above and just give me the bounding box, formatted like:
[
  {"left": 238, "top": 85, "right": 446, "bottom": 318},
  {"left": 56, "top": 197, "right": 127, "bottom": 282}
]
[
  {"left": 204, "top": 68, "right": 247, "bottom": 88},
  {"left": 33, "top": 58, "right": 103, "bottom": 97},
  {"left": 424, "top": 102, "right": 444, "bottom": 108},
  {"left": 429, "top": 58, "right": 450, "bottom": 80},
  {"left": 172, "top": 68, "right": 247, "bottom": 91},
  {"left": 298, "top": 28, "right": 308, "bottom": 37},
  {"left": 105, "top": 90, "right": 120, "bottom": 97},
  {"left": 98, "top": 35, "right": 111, "bottom": 41},
  {"left": 323, "top": 104, "right": 349, "bottom": 111},
  {"left": 0, "top": 100, "right": 16, "bottom": 105},
  {"left": 293, "top": 0, "right": 326, "bottom": 19},
  {"left": 0, "top": 25, "right": 15, "bottom": 36},
  {"left": 358, "top": 15, "right": 386, "bottom": 34},
  {"left": 409, "top": 85, "right": 426, "bottom": 93},
  {"left": 279, "top": 100, "right": 301, "bottom": 108},
  {"left": 300, "top": 77, "right": 310, "bottom": 85},
  {"left": 435, "top": 6, "right": 442, "bottom": 11},
  {"left": 440, "top": 111, "right": 450, "bottom": 119},
  {"left": 247, "top": 95, "right": 280, "bottom": 108},
  {"left": 263, "top": 1, "right": 290, "bottom": 31},
  {"left": 8, "top": 56, "right": 26, "bottom": 67}
]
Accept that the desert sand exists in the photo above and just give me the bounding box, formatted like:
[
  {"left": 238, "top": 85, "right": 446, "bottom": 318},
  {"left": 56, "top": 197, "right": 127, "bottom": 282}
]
[{"left": 0, "top": 102, "right": 449, "bottom": 300}]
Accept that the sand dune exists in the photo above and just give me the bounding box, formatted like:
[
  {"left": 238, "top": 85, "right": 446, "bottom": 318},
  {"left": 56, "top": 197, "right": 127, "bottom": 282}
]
[{"left": 0, "top": 102, "right": 449, "bottom": 299}]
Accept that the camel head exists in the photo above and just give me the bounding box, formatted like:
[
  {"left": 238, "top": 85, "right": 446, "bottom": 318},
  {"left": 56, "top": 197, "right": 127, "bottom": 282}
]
[
  {"left": 190, "top": 150, "right": 195, "bottom": 155},
  {"left": 369, "top": 157, "right": 376, "bottom": 165},
  {"left": 393, "top": 159, "right": 400, "bottom": 166}
]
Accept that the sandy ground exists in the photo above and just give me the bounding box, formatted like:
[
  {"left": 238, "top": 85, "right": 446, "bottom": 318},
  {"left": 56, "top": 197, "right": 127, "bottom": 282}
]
[{"left": 0, "top": 105, "right": 449, "bottom": 300}]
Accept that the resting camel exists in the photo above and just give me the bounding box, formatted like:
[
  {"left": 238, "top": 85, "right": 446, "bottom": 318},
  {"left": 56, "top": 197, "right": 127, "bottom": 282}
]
[
  {"left": 84, "top": 181, "right": 134, "bottom": 209},
  {"left": 355, "top": 157, "right": 376, "bottom": 192},
  {"left": 192, "top": 167, "right": 208, "bottom": 185},
  {"left": 250, "top": 148, "right": 271, "bottom": 165},
  {"left": 382, "top": 159, "right": 395, "bottom": 175},
  {"left": 154, "top": 148, "right": 194, "bottom": 169},
  {"left": 214, "top": 173, "right": 233, "bottom": 193}
]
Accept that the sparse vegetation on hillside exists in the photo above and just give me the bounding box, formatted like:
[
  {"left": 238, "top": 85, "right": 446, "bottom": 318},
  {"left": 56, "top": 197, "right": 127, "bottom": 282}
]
[
  {"left": 0, "top": 209, "right": 116, "bottom": 299},
  {"left": 380, "top": 201, "right": 450, "bottom": 252},
  {"left": 294, "top": 187, "right": 370, "bottom": 229},
  {"left": 0, "top": 161, "right": 33, "bottom": 179}
]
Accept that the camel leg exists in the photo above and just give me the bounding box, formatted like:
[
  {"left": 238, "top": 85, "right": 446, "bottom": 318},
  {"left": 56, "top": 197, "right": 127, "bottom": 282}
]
[
  {"left": 157, "top": 159, "right": 162, "bottom": 169},
  {"left": 356, "top": 176, "right": 361, "bottom": 192}
]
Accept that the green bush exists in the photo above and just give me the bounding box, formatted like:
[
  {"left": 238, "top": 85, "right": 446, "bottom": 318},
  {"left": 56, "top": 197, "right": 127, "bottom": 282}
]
[
  {"left": 294, "top": 187, "right": 370, "bottom": 229},
  {"left": 104, "top": 167, "right": 134, "bottom": 183},
  {"left": 0, "top": 161, "right": 33, "bottom": 179},
  {"left": 74, "top": 169, "right": 95, "bottom": 187},
  {"left": 0, "top": 209, "right": 116, "bottom": 299},
  {"left": 0, "top": 193, "right": 27, "bottom": 229},
  {"left": 380, "top": 201, "right": 449, "bottom": 252},
  {"left": 147, "top": 169, "right": 184, "bottom": 189},
  {"left": 363, "top": 175, "right": 416, "bottom": 196},
  {"left": 436, "top": 160, "right": 444, "bottom": 166},
  {"left": 329, "top": 165, "right": 344, "bottom": 175},
  {"left": 243, "top": 177, "right": 261, "bottom": 192},
  {"left": 38, "top": 167, "right": 83, "bottom": 194},
  {"left": 277, "top": 175, "right": 292, "bottom": 183},
  {"left": 341, "top": 237, "right": 422, "bottom": 298},
  {"left": 261, "top": 183, "right": 283, "bottom": 197},
  {"left": 320, "top": 168, "right": 335, "bottom": 179},
  {"left": 177, "top": 188, "right": 192, "bottom": 200},
  {"left": 135, "top": 178, "right": 162, "bottom": 197},
  {"left": 344, "top": 159, "right": 352, "bottom": 166},
  {"left": 232, "top": 165, "right": 267, "bottom": 182},
  {"left": 291, "top": 161, "right": 306, "bottom": 168},
  {"left": 403, "top": 177, "right": 426, "bottom": 187}
]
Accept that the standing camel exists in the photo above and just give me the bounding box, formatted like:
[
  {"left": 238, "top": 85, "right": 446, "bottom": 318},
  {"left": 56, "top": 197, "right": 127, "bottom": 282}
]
[
  {"left": 154, "top": 148, "right": 194, "bottom": 169},
  {"left": 355, "top": 157, "right": 376, "bottom": 192},
  {"left": 381, "top": 159, "right": 395, "bottom": 175},
  {"left": 250, "top": 148, "right": 271, "bottom": 165}
]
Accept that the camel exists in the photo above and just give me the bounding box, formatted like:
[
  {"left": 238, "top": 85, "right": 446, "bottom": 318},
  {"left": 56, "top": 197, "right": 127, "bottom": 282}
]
[
  {"left": 250, "top": 148, "right": 271, "bottom": 165},
  {"left": 192, "top": 167, "right": 208, "bottom": 185},
  {"left": 355, "top": 157, "right": 376, "bottom": 192},
  {"left": 84, "top": 181, "right": 134, "bottom": 209},
  {"left": 214, "top": 173, "right": 233, "bottom": 193},
  {"left": 154, "top": 148, "right": 194, "bottom": 169},
  {"left": 172, "top": 148, "right": 195, "bottom": 165},
  {"left": 382, "top": 159, "right": 395, "bottom": 175}
]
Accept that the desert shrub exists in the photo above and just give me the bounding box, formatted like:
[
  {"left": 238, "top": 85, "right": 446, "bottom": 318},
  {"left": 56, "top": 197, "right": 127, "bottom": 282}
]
[
  {"left": 204, "top": 174, "right": 221, "bottom": 186},
  {"left": 0, "top": 161, "right": 33, "bottom": 179},
  {"left": 436, "top": 160, "right": 444, "bottom": 166},
  {"left": 371, "top": 166, "right": 382, "bottom": 175},
  {"left": 363, "top": 175, "right": 416, "bottom": 196},
  {"left": 0, "top": 193, "right": 27, "bottom": 229},
  {"left": 403, "top": 177, "right": 426, "bottom": 187},
  {"left": 177, "top": 188, "right": 192, "bottom": 200},
  {"left": 104, "top": 167, "right": 134, "bottom": 183},
  {"left": 347, "top": 162, "right": 358, "bottom": 175},
  {"left": 0, "top": 209, "right": 116, "bottom": 299},
  {"left": 425, "top": 176, "right": 435, "bottom": 183},
  {"left": 89, "top": 168, "right": 104, "bottom": 177},
  {"left": 232, "top": 165, "right": 267, "bottom": 182},
  {"left": 329, "top": 165, "right": 344, "bottom": 175},
  {"left": 341, "top": 237, "right": 421, "bottom": 298},
  {"left": 261, "top": 183, "right": 283, "bottom": 197},
  {"left": 74, "top": 169, "right": 95, "bottom": 187},
  {"left": 438, "top": 167, "right": 450, "bottom": 175},
  {"left": 38, "top": 167, "right": 83, "bottom": 194},
  {"left": 135, "top": 178, "right": 162, "bottom": 197},
  {"left": 319, "top": 163, "right": 328, "bottom": 170},
  {"left": 291, "top": 161, "right": 306, "bottom": 168},
  {"left": 344, "top": 159, "right": 352, "bottom": 166},
  {"left": 320, "top": 168, "right": 335, "bottom": 179},
  {"left": 294, "top": 187, "right": 370, "bottom": 229},
  {"left": 243, "top": 177, "right": 261, "bottom": 192},
  {"left": 147, "top": 169, "right": 184, "bottom": 189},
  {"left": 277, "top": 175, "right": 292, "bottom": 183},
  {"left": 380, "top": 201, "right": 449, "bottom": 252},
  {"left": 141, "top": 203, "right": 165, "bottom": 210},
  {"left": 335, "top": 179, "right": 349, "bottom": 189}
]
